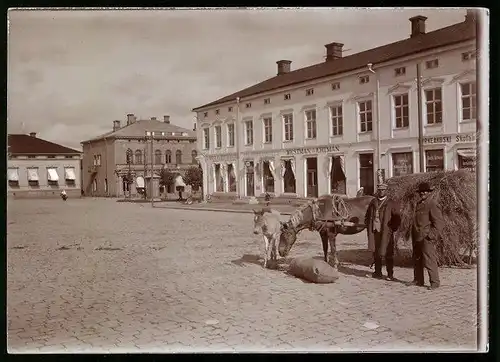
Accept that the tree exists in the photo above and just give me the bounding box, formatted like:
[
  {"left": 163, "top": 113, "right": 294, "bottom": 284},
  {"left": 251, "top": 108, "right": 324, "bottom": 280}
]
[
  {"left": 184, "top": 166, "right": 203, "bottom": 191},
  {"left": 159, "top": 168, "right": 175, "bottom": 191}
]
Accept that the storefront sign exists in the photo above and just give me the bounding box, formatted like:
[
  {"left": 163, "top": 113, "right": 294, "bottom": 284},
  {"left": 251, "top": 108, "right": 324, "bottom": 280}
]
[
  {"left": 456, "top": 133, "right": 476, "bottom": 143},
  {"left": 207, "top": 154, "right": 238, "bottom": 162},
  {"left": 286, "top": 145, "right": 340, "bottom": 155},
  {"left": 423, "top": 136, "right": 452, "bottom": 144},
  {"left": 423, "top": 133, "right": 476, "bottom": 144}
]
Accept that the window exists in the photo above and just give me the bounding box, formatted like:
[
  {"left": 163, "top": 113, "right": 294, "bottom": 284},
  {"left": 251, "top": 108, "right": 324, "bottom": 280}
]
[
  {"left": 331, "top": 82, "right": 340, "bottom": 90},
  {"left": 215, "top": 109, "right": 220, "bottom": 115},
  {"left": 97, "top": 155, "right": 101, "bottom": 166},
  {"left": 228, "top": 107, "right": 233, "bottom": 112},
  {"left": 457, "top": 149, "right": 476, "bottom": 172},
  {"left": 134, "top": 150, "right": 142, "bottom": 164},
  {"left": 305, "top": 110, "right": 317, "bottom": 139},
  {"left": 330, "top": 156, "right": 346, "bottom": 194},
  {"left": 460, "top": 82, "right": 477, "bottom": 121},
  {"left": 228, "top": 164, "right": 236, "bottom": 192},
  {"left": 191, "top": 150, "right": 198, "bottom": 164},
  {"left": 165, "top": 150, "right": 172, "bottom": 164},
  {"left": 245, "top": 103, "right": 252, "bottom": 108},
  {"left": 8, "top": 168, "right": 19, "bottom": 187},
  {"left": 283, "top": 160, "right": 296, "bottom": 193},
  {"left": 215, "top": 125, "right": 222, "bottom": 148},
  {"left": 126, "top": 149, "right": 133, "bottom": 164},
  {"left": 27, "top": 168, "right": 39, "bottom": 186},
  {"left": 203, "top": 128, "right": 210, "bottom": 149},
  {"left": 425, "top": 59, "right": 439, "bottom": 69},
  {"left": 263, "top": 161, "right": 275, "bottom": 193},
  {"left": 215, "top": 164, "right": 223, "bottom": 192},
  {"left": 394, "top": 94, "right": 409, "bottom": 128},
  {"left": 462, "top": 51, "right": 475, "bottom": 61},
  {"left": 425, "top": 88, "right": 443, "bottom": 124},
  {"left": 330, "top": 105, "right": 343, "bottom": 136},
  {"left": 263, "top": 117, "right": 272, "bottom": 143},
  {"left": 359, "top": 75, "right": 370, "bottom": 84},
  {"left": 64, "top": 167, "right": 76, "bottom": 186},
  {"left": 176, "top": 150, "right": 182, "bottom": 165},
  {"left": 395, "top": 67, "right": 406, "bottom": 76},
  {"left": 358, "top": 100, "right": 373, "bottom": 132},
  {"left": 392, "top": 152, "right": 413, "bottom": 176},
  {"left": 425, "top": 149, "right": 444, "bottom": 172},
  {"left": 245, "top": 120, "right": 253, "bottom": 145},
  {"left": 264, "top": 98, "right": 271, "bottom": 105},
  {"left": 227, "top": 123, "right": 235, "bottom": 147},
  {"left": 204, "top": 112, "right": 208, "bottom": 118},
  {"left": 306, "top": 88, "right": 314, "bottom": 96},
  {"left": 65, "top": 155, "right": 73, "bottom": 159},
  {"left": 154, "top": 149, "right": 162, "bottom": 164},
  {"left": 284, "top": 93, "right": 291, "bottom": 100},
  {"left": 48, "top": 155, "right": 55, "bottom": 159},
  {"left": 283, "top": 114, "right": 294, "bottom": 141}
]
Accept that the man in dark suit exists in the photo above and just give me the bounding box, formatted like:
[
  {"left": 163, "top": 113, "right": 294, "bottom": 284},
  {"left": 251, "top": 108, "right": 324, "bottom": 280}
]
[
  {"left": 409, "top": 182, "right": 445, "bottom": 290},
  {"left": 367, "top": 183, "right": 401, "bottom": 280}
]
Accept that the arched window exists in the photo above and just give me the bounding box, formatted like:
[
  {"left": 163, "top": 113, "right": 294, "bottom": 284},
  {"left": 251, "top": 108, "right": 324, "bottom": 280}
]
[
  {"left": 191, "top": 150, "right": 198, "bottom": 164},
  {"left": 176, "top": 150, "right": 182, "bottom": 165},
  {"left": 154, "top": 149, "right": 162, "bottom": 164},
  {"left": 165, "top": 150, "right": 172, "bottom": 164},
  {"left": 126, "top": 149, "right": 133, "bottom": 164},
  {"left": 134, "top": 150, "right": 142, "bottom": 165}
]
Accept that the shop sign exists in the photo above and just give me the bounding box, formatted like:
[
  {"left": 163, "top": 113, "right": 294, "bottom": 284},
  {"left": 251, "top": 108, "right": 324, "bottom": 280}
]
[
  {"left": 456, "top": 133, "right": 476, "bottom": 143},
  {"left": 286, "top": 145, "right": 340, "bottom": 155},
  {"left": 423, "top": 133, "right": 476, "bottom": 144},
  {"left": 423, "top": 136, "right": 452, "bottom": 144}
]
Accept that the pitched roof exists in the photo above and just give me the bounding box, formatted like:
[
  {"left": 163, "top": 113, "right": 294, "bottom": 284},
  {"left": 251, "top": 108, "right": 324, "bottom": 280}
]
[
  {"left": 192, "top": 18, "right": 476, "bottom": 111},
  {"left": 8, "top": 134, "right": 82, "bottom": 155},
  {"left": 81, "top": 119, "right": 197, "bottom": 144}
]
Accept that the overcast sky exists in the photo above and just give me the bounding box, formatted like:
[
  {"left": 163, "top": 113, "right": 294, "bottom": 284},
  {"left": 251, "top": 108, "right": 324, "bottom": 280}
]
[{"left": 8, "top": 8, "right": 466, "bottom": 150}]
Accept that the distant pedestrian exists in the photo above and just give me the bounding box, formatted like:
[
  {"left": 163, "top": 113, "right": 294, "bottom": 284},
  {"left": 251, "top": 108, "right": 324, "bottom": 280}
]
[
  {"left": 367, "top": 183, "right": 401, "bottom": 280},
  {"left": 409, "top": 182, "right": 444, "bottom": 290}
]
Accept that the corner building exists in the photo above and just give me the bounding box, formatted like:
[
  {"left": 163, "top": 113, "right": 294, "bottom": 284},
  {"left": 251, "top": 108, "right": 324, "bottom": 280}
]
[{"left": 192, "top": 12, "right": 477, "bottom": 200}]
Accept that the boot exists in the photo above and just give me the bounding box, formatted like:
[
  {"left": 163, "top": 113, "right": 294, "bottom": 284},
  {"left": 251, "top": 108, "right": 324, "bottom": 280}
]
[
  {"left": 372, "top": 255, "right": 383, "bottom": 279},
  {"left": 386, "top": 257, "right": 395, "bottom": 280}
]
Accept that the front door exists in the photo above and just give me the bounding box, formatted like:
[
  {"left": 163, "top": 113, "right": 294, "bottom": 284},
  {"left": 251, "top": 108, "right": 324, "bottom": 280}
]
[
  {"left": 359, "top": 153, "right": 374, "bottom": 196},
  {"left": 306, "top": 157, "right": 318, "bottom": 198},
  {"left": 246, "top": 161, "right": 255, "bottom": 197}
]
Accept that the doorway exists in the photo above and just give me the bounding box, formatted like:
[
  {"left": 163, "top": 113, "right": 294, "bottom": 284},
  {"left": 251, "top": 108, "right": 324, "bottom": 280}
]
[
  {"left": 306, "top": 157, "right": 318, "bottom": 198},
  {"left": 245, "top": 161, "right": 255, "bottom": 197},
  {"left": 359, "top": 153, "right": 374, "bottom": 196},
  {"left": 330, "top": 156, "right": 346, "bottom": 194}
]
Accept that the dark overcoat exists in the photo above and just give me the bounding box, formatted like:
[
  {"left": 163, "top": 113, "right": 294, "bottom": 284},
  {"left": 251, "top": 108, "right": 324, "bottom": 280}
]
[
  {"left": 366, "top": 198, "right": 401, "bottom": 254},
  {"left": 411, "top": 196, "right": 445, "bottom": 243}
]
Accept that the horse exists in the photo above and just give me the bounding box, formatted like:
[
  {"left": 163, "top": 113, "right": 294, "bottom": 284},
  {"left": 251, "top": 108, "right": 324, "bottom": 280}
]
[
  {"left": 278, "top": 194, "right": 375, "bottom": 270},
  {"left": 252, "top": 207, "right": 282, "bottom": 269}
]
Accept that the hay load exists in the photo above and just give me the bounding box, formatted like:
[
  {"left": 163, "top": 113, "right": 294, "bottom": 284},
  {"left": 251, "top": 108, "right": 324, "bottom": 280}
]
[{"left": 386, "top": 170, "right": 477, "bottom": 267}]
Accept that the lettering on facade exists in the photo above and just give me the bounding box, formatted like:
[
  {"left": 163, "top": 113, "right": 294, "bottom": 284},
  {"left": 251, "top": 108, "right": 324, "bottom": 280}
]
[
  {"left": 423, "top": 133, "right": 476, "bottom": 145},
  {"left": 423, "top": 136, "right": 452, "bottom": 144},
  {"left": 456, "top": 133, "right": 476, "bottom": 143},
  {"left": 285, "top": 145, "right": 340, "bottom": 155},
  {"left": 207, "top": 154, "right": 238, "bottom": 162}
]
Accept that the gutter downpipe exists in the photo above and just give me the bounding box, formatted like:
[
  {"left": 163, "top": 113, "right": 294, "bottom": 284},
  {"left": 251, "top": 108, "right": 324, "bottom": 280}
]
[
  {"left": 416, "top": 62, "right": 425, "bottom": 172},
  {"left": 235, "top": 97, "right": 241, "bottom": 199},
  {"left": 367, "top": 63, "right": 383, "bottom": 186}
]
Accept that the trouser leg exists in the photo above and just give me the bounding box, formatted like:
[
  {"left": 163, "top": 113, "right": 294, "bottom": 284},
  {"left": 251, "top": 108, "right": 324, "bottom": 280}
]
[
  {"left": 412, "top": 239, "right": 425, "bottom": 285},
  {"left": 422, "top": 238, "right": 440, "bottom": 286},
  {"left": 385, "top": 234, "right": 395, "bottom": 278},
  {"left": 373, "top": 232, "right": 383, "bottom": 277}
]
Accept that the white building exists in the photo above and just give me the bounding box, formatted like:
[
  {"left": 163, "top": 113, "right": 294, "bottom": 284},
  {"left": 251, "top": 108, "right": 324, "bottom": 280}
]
[{"left": 192, "top": 12, "right": 478, "bottom": 200}]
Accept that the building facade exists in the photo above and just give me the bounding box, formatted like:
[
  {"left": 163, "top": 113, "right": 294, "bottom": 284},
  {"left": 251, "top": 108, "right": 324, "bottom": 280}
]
[
  {"left": 81, "top": 114, "right": 198, "bottom": 198},
  {"left": 7, "top": 133, "right": 82, "bottom": 198},
  {"left": 193, "top": 12, "right": 477, "bottom": 200}
]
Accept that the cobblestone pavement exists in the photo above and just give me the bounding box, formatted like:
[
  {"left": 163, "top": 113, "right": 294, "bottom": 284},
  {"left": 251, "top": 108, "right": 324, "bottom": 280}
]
[{"left": 7, "top": 198, "right": 478, "bottom": 353}]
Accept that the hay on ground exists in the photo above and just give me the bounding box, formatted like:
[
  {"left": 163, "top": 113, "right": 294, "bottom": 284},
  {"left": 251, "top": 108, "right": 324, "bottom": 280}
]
[{"left": 386, "top": 170, "right": 477, "bottom": 267}]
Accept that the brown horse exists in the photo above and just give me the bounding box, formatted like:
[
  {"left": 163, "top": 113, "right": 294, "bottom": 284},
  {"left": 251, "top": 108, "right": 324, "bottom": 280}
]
[{"left": 278, "top": 195, "right": 375, "bottom": 270}]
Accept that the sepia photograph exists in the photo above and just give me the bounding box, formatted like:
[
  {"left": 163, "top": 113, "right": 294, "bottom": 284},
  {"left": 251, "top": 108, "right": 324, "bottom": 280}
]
[{"left": 7, "top": 7, "right": 489, "bottom": 353}]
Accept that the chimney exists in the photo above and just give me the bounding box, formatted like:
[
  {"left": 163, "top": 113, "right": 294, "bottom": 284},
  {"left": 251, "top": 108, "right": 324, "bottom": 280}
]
[
  {"left": 163, "top": 115, "right": 170, "bottom": 124},
  {"left": 113, "top": 120, "right": 121, "bottom": 132},
  {"left": 151, "top": 117, "right": 157, "bottom": 121},
  {"left": 276, "top": 60, "right": 292, "bottom": 75},
  {"left": 29, "top": 132, "right": 36, "bottom": 137},
  {"left": 325, "top": 42, "right": 344, "bottom": 61},
  {"left": 409, "top": 15, "right": 427, "bottom": 38},
  {"left": 465, "top": 9, "right": 477, "bottom": 23},
  {"left": 126, "top": 113, "right": 135, "bottom": 125}
]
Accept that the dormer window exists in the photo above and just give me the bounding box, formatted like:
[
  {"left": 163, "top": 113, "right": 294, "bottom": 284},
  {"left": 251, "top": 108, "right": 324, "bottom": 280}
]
[
  {"left": 284, "top": 93, "right": 291, "bottom": 100},
  {"left": 394, "top": 67, "right": 406, "bottom": 76},
  {"left": 425, "top": 59, "right": 439, "bottom": 69},
  {"left": 359, "top": 75, "right": 370, "bottom": 84},
  {"left": 331, "top": 82, "right": 340, "bottom": 90},
  {"left": 306, "top": 88, "right": 314, "bottom": 96},
  {"left": 215, "top": 109, "right": 220, "bottom": 115},
  {"left": 264, "top": 98, "right": 271, "bottom": 104},
  {"left": 245, "top": 103, "right": 252, "bottom": 108}
]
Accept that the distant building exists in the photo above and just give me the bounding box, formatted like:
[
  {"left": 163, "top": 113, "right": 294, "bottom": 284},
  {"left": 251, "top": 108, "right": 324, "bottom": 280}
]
[
  {"left": 8, "top": 133, "right": 82, "bottom": 198},
  {"left": 80, "top": 114, "right": 197, "bottom": 198},
  {"left": 192, "top": 12, "right": 477, "bottom": 200}
]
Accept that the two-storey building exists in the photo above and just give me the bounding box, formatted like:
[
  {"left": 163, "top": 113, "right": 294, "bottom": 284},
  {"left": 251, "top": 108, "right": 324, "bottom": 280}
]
[
  {"left": 8, "top": 132, "right": 82, "bottom": 198},
  {"left": 192, "top": 12, "right": 477, "bottom": 200},
  {"left": 81, "top": 114, "right": 197, "bottom": 198}
]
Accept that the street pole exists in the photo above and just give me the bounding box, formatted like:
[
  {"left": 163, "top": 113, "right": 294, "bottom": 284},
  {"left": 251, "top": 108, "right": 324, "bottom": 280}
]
[
  {"left": 235, "top": 97, "right": 241, "bottom": 199},
  {"left": 416, "top": 62, "right": 425, "bottom": 173},
  {"left": 150, "top": 132, "right": 154, "bottom": 208},
  {"left": 143, "top": 138, "right": 147, "bottom": 200},
  {"left": 367, "top": 63, "right": 383, "bottom": 186}
]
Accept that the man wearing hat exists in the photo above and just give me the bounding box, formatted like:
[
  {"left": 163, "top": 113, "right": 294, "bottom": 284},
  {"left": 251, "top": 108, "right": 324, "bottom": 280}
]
[
  {"left": 409, "top": 181, "right": 444, "bottom": 290},
  {"left": 367, "top": 183, "right": 401, "bottom": 280}
]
